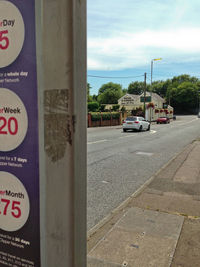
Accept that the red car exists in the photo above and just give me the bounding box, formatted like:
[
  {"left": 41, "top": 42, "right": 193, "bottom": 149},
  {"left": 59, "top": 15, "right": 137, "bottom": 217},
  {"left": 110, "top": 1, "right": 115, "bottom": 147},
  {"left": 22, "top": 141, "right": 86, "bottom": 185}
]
[{"left": 157, "top": 117, "right": 170, "bottom": 124}]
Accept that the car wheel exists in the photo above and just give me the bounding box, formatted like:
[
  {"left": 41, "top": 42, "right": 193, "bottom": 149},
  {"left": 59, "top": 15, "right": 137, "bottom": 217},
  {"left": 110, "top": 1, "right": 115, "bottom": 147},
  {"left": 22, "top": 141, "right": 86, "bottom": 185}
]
[
  {"left": 157, "top": 122, "right": 159, "bottom": 124},
  {"left": 147, "top": 125, "right": 150, "bottom": 131},
  {"left": 139, "top": 125, "right": 143, "bottom": 132},
  {"left": 123, "top": 129, "right": 126, "bottom": 132}
]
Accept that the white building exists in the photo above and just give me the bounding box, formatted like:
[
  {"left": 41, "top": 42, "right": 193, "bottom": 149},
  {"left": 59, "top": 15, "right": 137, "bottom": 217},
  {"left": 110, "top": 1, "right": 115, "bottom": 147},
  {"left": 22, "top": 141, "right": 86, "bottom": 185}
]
[{"left": 118, "top": 92, "right": 173, "bottom": 121}]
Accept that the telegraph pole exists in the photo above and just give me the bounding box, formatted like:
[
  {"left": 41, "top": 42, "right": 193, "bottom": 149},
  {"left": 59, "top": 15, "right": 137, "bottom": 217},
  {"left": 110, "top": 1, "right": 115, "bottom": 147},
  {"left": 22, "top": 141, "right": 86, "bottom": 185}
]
[{"left": 144, "top": 72, "right": 147, "bottom": 119}]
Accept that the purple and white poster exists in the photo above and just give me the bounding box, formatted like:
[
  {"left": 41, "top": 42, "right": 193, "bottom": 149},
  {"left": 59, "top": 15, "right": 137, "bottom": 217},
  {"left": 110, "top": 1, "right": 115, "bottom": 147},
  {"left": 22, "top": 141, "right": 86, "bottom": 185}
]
[{"left": 0, "top": 0, "right": 40, "bottom": 266}]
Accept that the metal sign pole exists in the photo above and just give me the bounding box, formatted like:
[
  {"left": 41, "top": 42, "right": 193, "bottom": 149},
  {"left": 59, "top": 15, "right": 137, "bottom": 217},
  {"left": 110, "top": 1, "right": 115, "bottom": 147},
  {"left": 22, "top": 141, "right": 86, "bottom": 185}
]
[{"left": 36, "top": 0, "right": 87, "bottom": 266}]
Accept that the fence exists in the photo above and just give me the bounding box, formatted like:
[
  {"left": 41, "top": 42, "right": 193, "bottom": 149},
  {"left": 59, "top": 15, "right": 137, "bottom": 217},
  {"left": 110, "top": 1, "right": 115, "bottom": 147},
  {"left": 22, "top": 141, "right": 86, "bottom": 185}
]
[{"left": 88, "top": 112, "right": 122, "bottom": 127}]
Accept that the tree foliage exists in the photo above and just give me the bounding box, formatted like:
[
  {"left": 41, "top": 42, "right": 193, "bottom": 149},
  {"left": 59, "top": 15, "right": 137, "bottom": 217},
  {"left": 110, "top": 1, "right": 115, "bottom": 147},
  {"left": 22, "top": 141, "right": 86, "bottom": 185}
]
[
  {"left": 98, "top": 82, "right": 122, "bottom": 95},
  {"left": 150, "top": 74, "right": 200, "bottom": 113},
  {"left": 97, "top": 90, "right": 122, "bottom": 104},
  {"left": 152, "top": 79, "right": 171, "bottom": 97},
  {"left": 97, "top": 82, "right": 122, "bottom": 104},
  {"left": 87, "top": 83, "right": 93, "bottom": 102},
  {"left": 167, "top": 81, "right": 199, "bottom": 113},
  {"left": 88, "top": 101, "right": 99, "bottom": 112},
  {"left": 88, "top": 74, "right": 200, "bottom": 114},
  {"left": 171, "top": 74, "right": 198, "bottom": 85},
  {"left": 127, "top": 81, "right": 149, "bottom": 95}
]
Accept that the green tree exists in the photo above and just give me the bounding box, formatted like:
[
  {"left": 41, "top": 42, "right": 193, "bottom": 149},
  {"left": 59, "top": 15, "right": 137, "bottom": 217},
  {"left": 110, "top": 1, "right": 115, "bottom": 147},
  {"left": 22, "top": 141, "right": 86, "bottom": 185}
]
[
  {"left": 97, "top": 90, "right": 122, "bottom": 104},
  {"left": 167, "top": 81, "right": 199, "bottom": 113},
  {"left": 127, "top": 81, "right": 145, "bottom": 95},
  {"left": 122, "top": 88, "right": 128, "bottom": 96},
  {"left": 98, "top": 82, "right": 122, "bottom": 94},
  {"left": 152, "top": 79, "right": 172, "bottom": 98},
  {"left": 91, "top": 94, "right": 98, "bottom": 101},
  {"left": 172, "top": 74, "right": 198, "bottom": 85},
  {"left": 87, "top": 83, "right": 92, "bottom": 102},
  {"left": 97, "top": 82, "right": 122, "bottom": 104}
]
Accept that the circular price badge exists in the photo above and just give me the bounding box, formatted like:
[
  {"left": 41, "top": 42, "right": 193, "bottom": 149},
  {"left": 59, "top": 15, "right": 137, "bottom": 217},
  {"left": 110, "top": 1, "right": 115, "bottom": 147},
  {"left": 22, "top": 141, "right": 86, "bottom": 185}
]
[
  {"left": 0, "top": 172, "right": 30, "bottom": 232},
  {"left": 0, "top": 1, "right": 25, "bottom": 68},
  {"left": 0, "top": 88, "right": 28, "bottom": 151}
]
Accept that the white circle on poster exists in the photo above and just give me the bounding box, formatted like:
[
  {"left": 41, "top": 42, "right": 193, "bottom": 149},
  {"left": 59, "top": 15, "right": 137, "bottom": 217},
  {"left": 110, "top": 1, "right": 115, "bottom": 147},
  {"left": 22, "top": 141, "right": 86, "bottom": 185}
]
[
  {"left": 0, "top": 171, "right": 30, "bottom": 232},
  {"left": 0, "top": 1, "right": 25, "bottom": 68},
  {"left": 0, "top": 88, "right": 28, "bottom": 151}
]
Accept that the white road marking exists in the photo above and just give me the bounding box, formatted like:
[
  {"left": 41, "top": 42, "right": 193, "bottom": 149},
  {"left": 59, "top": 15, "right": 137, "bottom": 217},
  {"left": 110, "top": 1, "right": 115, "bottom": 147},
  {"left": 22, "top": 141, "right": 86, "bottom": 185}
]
[
  {"left": 87, "top": 139, "right": 108, "bottom": 145},
  {"left": 136, "top": 151, "right": 154, "bottom": 156},
  {"left": 150, "top": 130, "right": 157, "bottom": 134},
  {"left": 102, "top": 180, "right": 109, "bottom": 184}
]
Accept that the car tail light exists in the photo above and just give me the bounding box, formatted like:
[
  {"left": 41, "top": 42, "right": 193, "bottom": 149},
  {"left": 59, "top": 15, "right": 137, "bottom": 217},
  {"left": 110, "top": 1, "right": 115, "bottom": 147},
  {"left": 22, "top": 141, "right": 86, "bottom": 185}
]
[
  {"left": 134, "top": 121, "right": 139, "bottom": 123},
  {"left": 122, "top": 120, "right": 125, "bottom": 123}
]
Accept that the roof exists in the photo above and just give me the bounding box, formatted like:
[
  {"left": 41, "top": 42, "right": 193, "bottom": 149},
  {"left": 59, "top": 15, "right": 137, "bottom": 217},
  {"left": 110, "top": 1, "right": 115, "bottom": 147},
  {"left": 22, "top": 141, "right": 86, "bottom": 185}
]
[{"left": 140, "top": 92, "right": 165, "bottom": 102}]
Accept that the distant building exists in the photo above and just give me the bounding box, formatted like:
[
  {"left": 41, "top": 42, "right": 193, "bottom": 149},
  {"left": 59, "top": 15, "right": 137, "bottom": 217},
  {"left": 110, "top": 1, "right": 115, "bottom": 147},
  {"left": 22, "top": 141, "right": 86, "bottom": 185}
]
[
  {"left": 118, "top": 94, "right": 141, "bottom": 110},
  {"left": 117, "top": 92, "right": 173, "bottom": 121},
  {"left": 139, "top": 92, "right": 165, "bottom": 109},
  {"left": 118, "top": 92, "right": 166, "bottom": 110}
]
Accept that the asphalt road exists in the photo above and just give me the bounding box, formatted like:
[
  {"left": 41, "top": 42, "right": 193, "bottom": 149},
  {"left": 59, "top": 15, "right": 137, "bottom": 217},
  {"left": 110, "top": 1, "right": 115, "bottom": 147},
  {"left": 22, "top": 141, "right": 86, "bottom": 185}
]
[{"left": 87, "top": 115, "right": 200, "bottom": 230}]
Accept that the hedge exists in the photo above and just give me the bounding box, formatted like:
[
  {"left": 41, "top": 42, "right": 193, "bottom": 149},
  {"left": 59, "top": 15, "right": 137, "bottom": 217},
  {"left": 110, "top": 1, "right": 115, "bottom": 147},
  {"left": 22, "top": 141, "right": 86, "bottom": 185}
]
[
  {"left": 91, "top": 113, "right": 101, "bottom": 121},
  {"left": 111, "top": 112, "right": 120, "bottom": 119},
  {"left": 88, "top": 102, "right": 99, "bottom": 112},
  {"left": 90, "top": 112, "right": 120, "bottom": 121},
  {"left": 112, "top": 104, "right": 120, "bottom": 111}
]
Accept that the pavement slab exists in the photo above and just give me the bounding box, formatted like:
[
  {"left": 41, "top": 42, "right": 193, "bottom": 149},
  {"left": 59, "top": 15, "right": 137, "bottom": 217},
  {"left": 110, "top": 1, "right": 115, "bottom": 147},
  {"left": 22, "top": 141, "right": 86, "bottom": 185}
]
[
  {"left": 155, "top": 142, "right": 195, "bottom": 180},
  {"left": 117, "top": 207, "right": 184, "bottom": 240},
  {"left": 131, "top": 192, "right": 200, "bottom": 218},
  {"left": 148, "top": 178, "right": 200, "bottom": 196},
  {"left": 88, "top": 207, "right": 183, "bottom": 267},
  {"left": 173, "top": 142, "right": 200, "bottom": 183},
  {"left": 171, "top": 219, "right": 200, "bottom": 267},
  {"left": 87, "top": 257, "right": 122, "bottom": 267}
]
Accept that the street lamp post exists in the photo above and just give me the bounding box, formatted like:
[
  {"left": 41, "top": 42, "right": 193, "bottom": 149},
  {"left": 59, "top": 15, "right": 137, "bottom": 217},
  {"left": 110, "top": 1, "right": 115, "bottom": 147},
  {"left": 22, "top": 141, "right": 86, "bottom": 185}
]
[
  {"left": 151, "top": 58, "right": 162, "bottom": 85},
  {"left": 150, "top": 58, "right": 162, "bottom": 123},
  {"left": 198, "top": 90, "right": 200, "bottom": 117}
]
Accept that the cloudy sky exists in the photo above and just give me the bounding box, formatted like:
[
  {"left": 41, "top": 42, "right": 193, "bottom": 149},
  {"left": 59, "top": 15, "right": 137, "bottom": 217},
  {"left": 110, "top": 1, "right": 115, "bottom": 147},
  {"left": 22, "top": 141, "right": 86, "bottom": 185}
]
[{"left": 87, "top": 0, "right": 200, "bottom": 94}]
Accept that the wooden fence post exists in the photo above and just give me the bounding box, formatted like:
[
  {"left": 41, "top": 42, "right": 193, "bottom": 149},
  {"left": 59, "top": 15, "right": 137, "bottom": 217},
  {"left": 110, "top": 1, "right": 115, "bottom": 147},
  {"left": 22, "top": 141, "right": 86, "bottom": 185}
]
[{"left": 88, "top": 113, "right": 92, "bottom": 127}]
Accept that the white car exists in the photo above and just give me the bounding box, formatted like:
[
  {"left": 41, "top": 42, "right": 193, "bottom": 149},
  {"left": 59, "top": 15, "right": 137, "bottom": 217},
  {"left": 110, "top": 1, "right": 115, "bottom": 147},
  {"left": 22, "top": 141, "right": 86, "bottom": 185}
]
[{"left": 122, "top": 116, "right": 150, "bottom": 132}]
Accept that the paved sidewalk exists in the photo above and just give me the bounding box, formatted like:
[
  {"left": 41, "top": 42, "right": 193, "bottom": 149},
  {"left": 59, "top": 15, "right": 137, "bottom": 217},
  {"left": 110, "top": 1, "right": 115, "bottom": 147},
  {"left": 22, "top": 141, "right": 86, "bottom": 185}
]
[{"left": 87, "top": 140, "right": 200, "bottom": 267}]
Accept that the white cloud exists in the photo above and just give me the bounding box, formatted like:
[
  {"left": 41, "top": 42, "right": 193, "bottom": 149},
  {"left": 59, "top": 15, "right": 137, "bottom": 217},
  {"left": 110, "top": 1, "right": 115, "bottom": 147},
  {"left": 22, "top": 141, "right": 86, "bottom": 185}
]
[{"left": 88, "top": 27, "right": 200, "bottom": 70}]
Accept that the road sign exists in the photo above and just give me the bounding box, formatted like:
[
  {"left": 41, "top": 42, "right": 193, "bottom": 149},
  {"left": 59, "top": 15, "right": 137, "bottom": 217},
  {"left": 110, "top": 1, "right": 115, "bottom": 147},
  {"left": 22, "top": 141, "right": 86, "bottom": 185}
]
[
  {"left": 140, "top": 96, "right": 151, "bottom": 102},
  {"left": 0, "top": 0, "right": 40, "bottom": 266}
]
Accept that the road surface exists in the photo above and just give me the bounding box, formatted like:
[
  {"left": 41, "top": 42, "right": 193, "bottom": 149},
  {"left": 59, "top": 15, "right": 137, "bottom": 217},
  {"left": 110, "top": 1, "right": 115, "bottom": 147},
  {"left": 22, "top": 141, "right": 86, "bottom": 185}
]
[{"left": 87, "top": 115, "right": 200, "bottom": 230}]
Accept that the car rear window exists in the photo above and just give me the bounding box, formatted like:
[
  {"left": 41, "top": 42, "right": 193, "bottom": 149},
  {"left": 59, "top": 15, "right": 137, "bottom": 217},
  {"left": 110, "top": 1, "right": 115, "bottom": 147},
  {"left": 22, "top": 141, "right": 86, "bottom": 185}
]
[{"left": 126, "top": 117, "right": 137, "bottom": 121}]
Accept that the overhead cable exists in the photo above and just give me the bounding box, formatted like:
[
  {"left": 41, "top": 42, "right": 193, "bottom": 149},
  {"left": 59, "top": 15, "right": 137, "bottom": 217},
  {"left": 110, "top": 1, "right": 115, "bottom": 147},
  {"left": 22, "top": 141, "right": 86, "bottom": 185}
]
[{"left": 87, "top": 74, "right": 144, "bottom": 79}]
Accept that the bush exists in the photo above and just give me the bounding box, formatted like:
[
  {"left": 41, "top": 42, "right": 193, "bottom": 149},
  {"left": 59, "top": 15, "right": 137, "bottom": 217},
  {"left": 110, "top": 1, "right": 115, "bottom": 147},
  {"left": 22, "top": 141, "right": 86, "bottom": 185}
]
[
  {"left": 112, "top": 112, "right": 120, "bottom": 119},
  {"left": 90, "top": 112, "right": 120, "bottom": 121},
  {"left": 102, "top": 113, "right": 111, "bottom": 120},
  {"left": 121, "top": 106, "right": 126, "bottom": 112},
  {"left": 88, "top": 102, "right": 99, "bottom": 112},
  {"left": 91, "top": 112, "right": 101, "bottom": 121},
  {"left": 112, "top": 104, "right": 120, "bottom": 111},
  {"left": 99, "top": 104, "right": 106, "bottom": 112}
]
